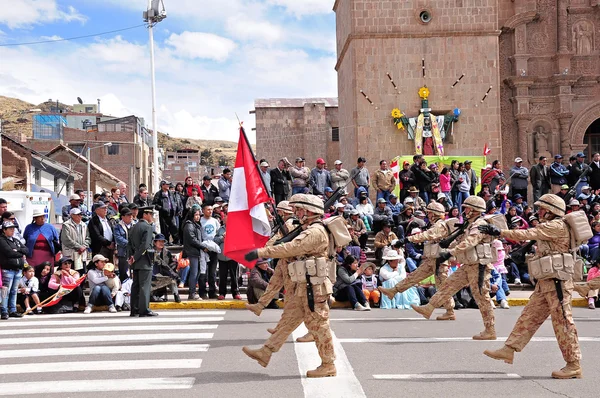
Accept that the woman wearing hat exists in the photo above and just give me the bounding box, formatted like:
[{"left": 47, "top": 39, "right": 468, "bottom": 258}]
[
  {"left": 22, "top": 209, "right": 60, "bottom": 268},
  {"left": 332, "top": 255, "right": 370, "bottom": 311},
  {"left": 379, "top": 248, "right": 419, "bottom": 309},
  {"left": 48, "top": 257, "right": 84, "bottom": 312},
  {"left": 0, "top": 221, "right": 29, "bottom": 319}
]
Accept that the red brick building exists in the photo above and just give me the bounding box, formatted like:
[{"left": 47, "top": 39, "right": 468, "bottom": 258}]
[
  {"left": 256, "top": 0, "right": 600, "bottom": 169},
  {"left": 164, "top": 149, "right": 201, "bottom": 183}
]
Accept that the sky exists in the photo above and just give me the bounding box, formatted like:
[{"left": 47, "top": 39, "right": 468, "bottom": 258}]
[{"left": 0, "top": 0, "right": 338, "bottom": 143}]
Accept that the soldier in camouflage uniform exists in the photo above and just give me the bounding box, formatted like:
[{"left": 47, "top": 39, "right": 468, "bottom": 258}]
[
  {"left": 378, "top": 202, "right": 456, "bottom": 320},
  {"left": 247, "top": 201, "right": 314, "bottom": 343},
  {"left": 480, "top": 193, "right": 582, "bottom": 379},
  {"left": 412, "top": 196, "right": 497, "bottom": 340},
  {"left": 242, "top": 194, "right": 336, "bottom": 378}
]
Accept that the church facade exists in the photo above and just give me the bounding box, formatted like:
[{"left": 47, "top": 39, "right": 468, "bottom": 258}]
[{"left": 255, "top": 1, "right": 600, "bottom": 170}]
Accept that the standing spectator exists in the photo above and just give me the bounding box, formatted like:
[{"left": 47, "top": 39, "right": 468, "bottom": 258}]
[
  {"left": 259, "top": 162, "right": 272, "bottom": 196},
  {"left": 2, "top": 211, "right": 25, "bottom": 244},
  {"left": 450, "top": 159, "right": 461, "bottom": 206},
  {"left": 134, "top": 187, "right": 151, "bottom": 207},
  {"left": 218, "top": 168, "right": 232, "bottom": 202},
  {"left": 62, "top": 194, "right": 84, "bottom": 221},
  {"left": 398, "top": 161, "right": 415, "bottom": 201},
  {"left": 169, "top": 183, "right": 184, "bottom": 244},
  {"left": 309, "top": 158, "right": 332, "bottom": 196},
  {"left": 330, "top": 160, "right": 350, "bottom": 194},
  {"left": 153, "top": 180, "right": 178, "bottom": 243},
  {"left": 373, "top": 159, "right": 396, "bottom": 203},
  {"left": 114, "top": 207, "right": 134, "bottom": 282},
  {"left": 566, "top": 155, "right": 578, "bottom": 186},
  {"left": 132, "top": 184, "right": 147, "bottom": 204},
  {"left": 530, "top": 156, "right": 551, "bottom": 203},
  {"left": 270, "top": 159, "right": 291, "bottom": 205},
  {"left": 464, "top": 160, "right": 478, "bottom": 196},
  {"left": 570, "top": 152, "right": 589, "bottom": 196},
  {"left": 410, "top": 154, "right": 423, "bottom": 177},
  {"left": 414, "top": 160, "right": 435, "bottom": 204},
  {"left": 455, "top": 163, "right": 471, "bottom": 210},
  {"left": 589, "top": 152, "right": 600, "bottom": 191},
  {"left": 199, "top": 204, "right": 220, "bottom": 299},
  {"left": 182, "top": 208, "right": 205, "bottom": 300},
  {"left": 117, "top": 181, "right": 129, "bottom": 203},
  {"left": 372, "top": 198, "right": 393, "bottom": 233},
  {"left": 108, "top": 187, "right": 123, "bottom": 214},
  {"left": 23, "top": 210, "right": 60, "bottom": 268},
  {"left": 0, "top": 198, "right": 8, "bottom": 218},
  {"left": 289, "top": 157, "right": 310, "bottom": 194},
  {"left": 510, "top": 157, "right": 529, "bottom": 200},
  {"left": 439, "top": 167, "right": 453, "bottom": 206},
  {"left": 60, "top": 208, "right": 90, "bottom": 276},
  {"left": 183, "top": 177, "right": 202, "bottom": 200},
  {"left": 200, "top": 176, "right": 219, "bottom": 206},
  {"left": 127, "top": 206, "right": 158, "bottom": 317},
  {"left": 214, "top": 212, "right": 240, "bottom": 300},
  {"left": 89, "top": 203, "right": 114, "bottom": 259},
  {"left": 549, "top": 155, "right": 569, "bottom": 193},
  {"left": 350, "top": 157, "right": 370, "bottom": 198},
  {"left": 0, "top": 221, "right": 28, "bottom": 319}
]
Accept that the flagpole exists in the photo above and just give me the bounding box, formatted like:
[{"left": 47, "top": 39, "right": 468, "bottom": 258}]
[{"left": 24, "top": 291, "right": 60, "bottom": 315}]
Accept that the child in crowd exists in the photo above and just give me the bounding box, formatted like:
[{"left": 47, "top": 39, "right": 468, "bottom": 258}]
[
  {"left": 18, "top": 265, "right": 41, "bottom": 314},
  {"left": 186, "top": 187, "right": 203, "bottom": 209},
  {"left": 585, "top": 259, "right": 600, "bottom": 309},
  {"left": 491, "top": 240, "right": 510, "bottom": 296},
  {"left": 360, "top": 263, "right": 380, "bottom": 307}
]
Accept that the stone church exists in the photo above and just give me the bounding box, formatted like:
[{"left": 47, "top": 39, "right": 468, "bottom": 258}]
[{"left": 255, "top": 0, "right": 600, "bottom": 169}]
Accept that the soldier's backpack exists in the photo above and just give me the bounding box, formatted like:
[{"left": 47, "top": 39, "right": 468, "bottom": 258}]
[{"left": 563, "top": 210, "right": 592, "bottom": 282}]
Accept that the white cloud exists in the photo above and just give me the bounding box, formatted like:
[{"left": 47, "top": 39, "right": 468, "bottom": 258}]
[
  {"left": 160, "top": 106, "right": 248, "bottom": 143},
  {"left": 0, "top": 0, "right": 87, "bottom": 29},
  {"left": 267, "top": 0, "right": 334, "bottom": 18},
  {"left": 86, "top": 36, "right": 148, "bottom": 73},
  {"left": 40, "top": 35, "right": 63, "bottom": 41},
  {"left": 165, "top": 31, "right": 236, "bottom": 62},
  {"left": 225, "top": 15, "right": 282, "bottom": 43}
]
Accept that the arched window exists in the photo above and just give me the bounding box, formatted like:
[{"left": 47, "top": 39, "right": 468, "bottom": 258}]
[{"left": 584, "top": 119, "right": 600, "bottom": 158}]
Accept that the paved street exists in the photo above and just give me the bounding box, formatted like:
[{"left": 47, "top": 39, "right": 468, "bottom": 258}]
[{"left": 0, "top": 307, "right": 599, "bottom": 398}]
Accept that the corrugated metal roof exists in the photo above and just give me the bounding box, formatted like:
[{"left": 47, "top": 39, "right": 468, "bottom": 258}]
[{"left": 254, "top": 98, "right": 338, "bottom": 108}]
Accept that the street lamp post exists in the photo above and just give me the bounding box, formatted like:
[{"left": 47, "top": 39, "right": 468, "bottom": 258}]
[{"left": 87, "top": 142, "right": 112, "bottom": 210}]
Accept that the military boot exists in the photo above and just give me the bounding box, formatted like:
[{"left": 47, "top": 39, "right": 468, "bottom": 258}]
[
  {"left": 436, "top": 309, "right": 456, "bottom": 321},
  {"left": 378, "top": 286, "right": 398, "bottom": 300},
  {"left": 473, "top": 326, "right": 497, "bottom": 340},
  {"left": 296, "top": 332, "right": 315, "bottom": 343},
  {"left": 483, "top": 345, "right": 515, "bottom": 364},
  {"left": 242, "top": 346, "right": 272, "bottom": 368},
  {"left": 267, "top": 328, "right": 276, "bottom": 334},
  {"left": 573, "top": 284, "right": 589, "bottom": 298},
  {"left": 246, "top": 303, "right": 263, "bottom": 316},
  {"left": 306, "top": 363, "right": 337, "bottom": 378},
  {"left": 411, "top": 303, "right": 434, "bottom": 319},
  {"left": 551, "top": 361, "right": 583, "bottom": 379}
]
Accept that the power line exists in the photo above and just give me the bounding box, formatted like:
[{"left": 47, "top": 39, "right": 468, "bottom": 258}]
[{"left": 0, "top": 24, "right": 147, "bottom": 47}]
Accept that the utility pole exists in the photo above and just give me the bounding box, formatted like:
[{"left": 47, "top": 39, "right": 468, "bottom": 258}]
[{"left": 144, "top": 0, "right": 167, "bottom": 193}]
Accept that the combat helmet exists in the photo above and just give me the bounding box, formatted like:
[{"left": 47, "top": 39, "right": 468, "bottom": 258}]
[
  {"left": 276, "top": 200, "right": 294, "bottom": 214},
  {"left": 461, "top": 196, "right": 486, "bottom": 213},
  {"left": 534, "top": 193, "right": 566, "bottom": 217},
  {"left": 426, "top": 201, "right": 446, "bottom": 216},
  {"left": 289, "top": 194, "right": 324, "bottom": 215}
]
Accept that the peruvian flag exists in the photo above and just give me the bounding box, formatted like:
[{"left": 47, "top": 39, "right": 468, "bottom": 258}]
[
  {"left": 483, "top": 143, "right": 491, "bottom": 156},
  {"left": 224, "top": 126, "right": 272, "bottom": 268},
  {"left": 42, "top": 275, "right": 87, "bottom": 308}
]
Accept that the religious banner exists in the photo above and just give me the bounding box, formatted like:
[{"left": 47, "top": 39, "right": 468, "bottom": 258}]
[{"left": 391, "top": 155, "right": 487, "bottom": 198}]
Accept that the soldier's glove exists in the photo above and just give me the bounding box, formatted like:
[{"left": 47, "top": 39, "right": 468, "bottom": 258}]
[
  {"left": 438, "top": 250, "right": 452, "bottom": 263},
  {"left": 244, "top": 250, "right": 259, "bottom": 262},
  {"left": 478, "top": 224, "right": 501, "bottom": 236}
]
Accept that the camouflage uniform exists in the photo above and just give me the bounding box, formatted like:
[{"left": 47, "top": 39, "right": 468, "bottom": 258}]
[
  {"left": 380, "top": 217, "right": 455, "bottom": 317},
  {"left": 500, "top": 219, "right": 581, "bottom": 365}
]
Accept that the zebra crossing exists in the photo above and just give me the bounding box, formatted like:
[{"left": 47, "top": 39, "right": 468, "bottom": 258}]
[{"left": 0, "top": 310, "right": 224, "bottom": 396}]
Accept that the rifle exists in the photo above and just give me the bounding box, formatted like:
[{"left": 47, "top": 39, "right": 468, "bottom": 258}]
[
  {"left": 563, "top": 166, "right": 591, "bottom": 204},
  {"left": 435, "top": 217, "right": 470, "bottom": 275}
]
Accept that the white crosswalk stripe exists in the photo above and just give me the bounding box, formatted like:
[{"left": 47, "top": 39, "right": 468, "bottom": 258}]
[{"left": 0, "top": 311, "right": 223, "bottom": 396}]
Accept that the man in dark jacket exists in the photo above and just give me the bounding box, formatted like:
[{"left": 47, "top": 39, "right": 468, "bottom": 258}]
[
  {"left": 201, "top": 176, "right": 219, "bottom": 206},
  {"left": 270, "top": 159, "right": 291, "bottom": 205},
  {"left": 127, "top": 206, "right": 157, "bottom": 317},
  {"left": 88, "top": 203, "right": 114, "bottom": 259},
  {"left": 588, "top": 152, "right": 600, "bottom": 191},
  {"left": 0, "top": 221, "right": 29, "bottom": 319},
  {"left": 530, "top": 156, "right": 551, "bottom": 203},
  {"left": 549, "top": 155, "right": 569, "bottom": 193},
  {"left": 569, "top": 152, "right": 588, "bottom": 196},
  {"left": 152, "top": 180, "right": 178, "bottom": 244}
]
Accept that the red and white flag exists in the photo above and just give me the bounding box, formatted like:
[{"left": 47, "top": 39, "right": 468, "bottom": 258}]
[
  {"left": 42, "top": 275, "right": 87, "bottom": 308},
  {"left": 483, "top": 143, "right": 491, "bottom": 156},
  {"left": 224, "top": 126, "right": 272, "bottom": 268}
]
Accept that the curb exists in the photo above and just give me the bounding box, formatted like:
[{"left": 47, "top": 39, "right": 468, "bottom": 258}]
[{"left": 146, "top": 297, "right": 590, "bottom": 310}]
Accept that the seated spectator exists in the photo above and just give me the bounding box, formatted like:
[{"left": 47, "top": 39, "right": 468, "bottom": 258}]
[
  {"left": 333, "top": 203, "right": 347, "bottom": 219},
  {"left": 379, "top": 249, "right": 420, "bottom": 309},
  {"left": 372, "top": 198, "right": 393, "bottom": 233},
  {"left": 151, "top": 234, "right": 181, "bottom": 303},
  {"left": 34, "top": 261, "right": 54, "bottom": 305},
  {"left": 338, "top": 196, "right": 354, "bottom": 217},
  {"left": 436, "top": 192, "right": 451, "bottom": 212},
  {"left": 578, "top": 194, "right": 591, "bottom": 214},
  {"left": 49, "top": 258, "right": 84, "bottom": 312},
  {"left": 512, "top": 194, "right": 527, "bottom": 215},
  {"left": 355, "top": 196, "right": 374, "bottom": 229},
  {"left": 447, "top": 206, "right": 461, "bottom": 221},
  {"left": 404, "top": 228, "right": 423, "bottom": 272},
  {"left": 360, "top": 263, "right": 380, "bottom": 307},
  {"left": 556, "top": 184, "right": 569, "bottom": 200},
  {"left": 374, "top": 221, "right": 398, "bottom": 265},
  {"left": 582, "top": 258, "right": 600, "bottom": 309},
  {"left": 486, "top": 201, "right": 499, "bottom": 215},
  {"left": 581, "top": 221, "right": 600, "bottom": 262},
  {"left": 397, "top": 205, "right": 415, "bottom": 240},
  {"left": 247, "top": 258, "right": 278, "bottom": 307},
  {"left": 352, "top": 186, "right": 372, "bottom": 207},
  {"left": 333, "top": 255, "right": 370, "bottom": 311},
  {"left": 84, "top": 254, "right": 118, "bottom": 314},
  {"left": 17, "top": 265, "right": 41, "bottom": 315},
  {"left": 347, "top": 210, "right": 368, "bottom": 250},
  {"left": 404, "top": 187, "right": 426, "bottom": 210},
  {"left": 388, "top": 194, "right": 403, "bottom": 225},
  {"left": 528, "top": 215, "right": 540, "bottom": 227},
  {"left": 490, "top": 268, "right": 509, "bottom": 309}
]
